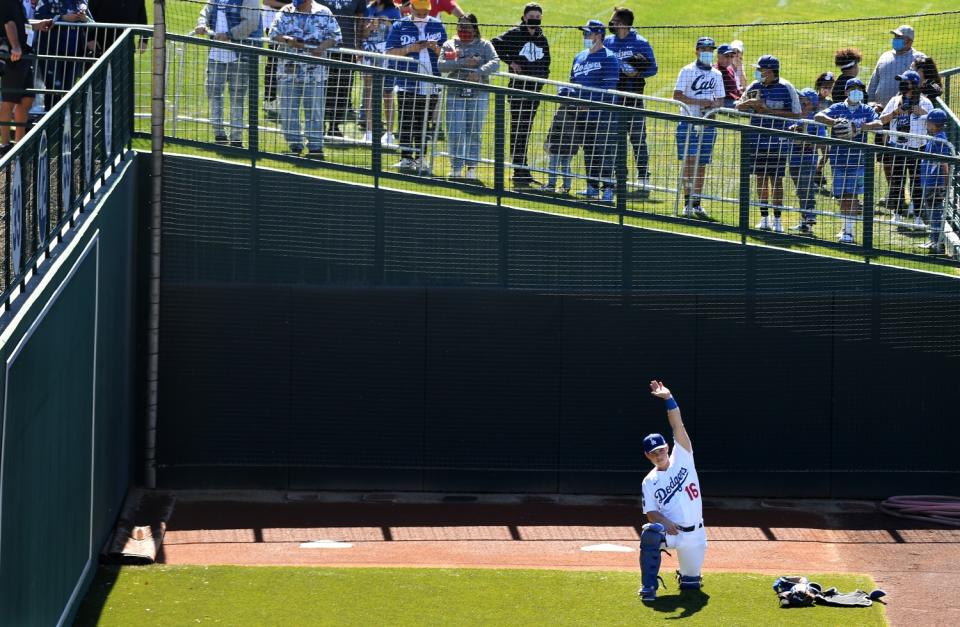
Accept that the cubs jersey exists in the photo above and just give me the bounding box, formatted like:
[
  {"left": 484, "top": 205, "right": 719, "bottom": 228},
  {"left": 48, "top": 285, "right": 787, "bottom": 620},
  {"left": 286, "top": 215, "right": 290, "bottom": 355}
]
[
  {"left": 642, "top": 441, "right": 702, "bottom": 527},
  {"left": 675, "top": 62, "right": 725, "bottom": 117}
]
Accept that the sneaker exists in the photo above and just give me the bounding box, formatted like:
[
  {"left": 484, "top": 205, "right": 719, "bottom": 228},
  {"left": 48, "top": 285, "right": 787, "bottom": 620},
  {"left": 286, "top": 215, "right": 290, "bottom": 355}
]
[
  {"left": 636, "top": 176, "right": 651, "bottom": 198},
  {"left": 411, "top": 158, "right": 432, "bottom": 175},
  {"left": 913, "top": 215, "right": 925, "bottom": 229},
  {"left": 682, "top": 206, "right": 696, "bottom": 217},
  {"left": 263, "top": 99, "right": 279, "bottom": 113},
  {"left": 837, "top": 231, "right": 855, "bottom": 244},
  {"left": 539, "top": 181, "right": 556, "bottom": 192},
  {"left": 559, "top": 184, "right": 571, "bottom": 195},
  {"left": 288, "top": 144, "right": 303, "bottom": 156},
  {"left": 448, "top": 167, "right": 463, "bottom": 178},
  {"left": 757, "top": 216, "right": 770, "bottom": 230},
  {"left": 327, "top": 125, "right": 344, "bottom": 138},
  {"left": 790, "top": 222, "right": 814, "bottom": 235},
  {"left": 772, "top": 217, "right": 784, "bottom": 233},
  {"left": 229, "top": 140, "right": 243, "bottom": 149},
  {"left": 917, "top": 241, "right": 945, "bottom": 254},
  {"left": 639, "top": 587, "right": 656, "bottom": 602},
  {"left": 395, "top": 157, "right": 414, "bottom": 169},
  {"left": 817, "top": 185, "right": 832, "bottom": 197},
  {"left": 877, "top": 197, "right": 888, "bottom": 207},
  {"left": 465, "top": 168, "right": 477, "bottom": 180},
  {"left": 602, "top": 188, "right": 614, "bottom": 202},
  {"left": 307, "top": 150, "right": 325, "bottom": 161},
  {"left": 215, "top": 134, "right": 228, "bottom": 145},
  {"left": 382, "top": 132, "right": 396, "bottom": 146},
  {"left": 578, "top": 186, "right": 599, "bottom": 199},
  {"left": 694, "top": 206, "right": 709, "bottom": 219},
  {"left": 362, "top": 131, "right": 373, "bottom": 143}
]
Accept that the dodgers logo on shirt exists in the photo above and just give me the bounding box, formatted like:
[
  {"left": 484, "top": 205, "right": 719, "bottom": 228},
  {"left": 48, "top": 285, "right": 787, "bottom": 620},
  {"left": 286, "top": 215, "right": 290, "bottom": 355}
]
[
  {"left": 691, "top": 74, "right": 718, "bottom": 94},
  {"left": 519, "top": 42, "right": 544, "bottom": 62},
  {"left": 572, "top": 60, "right": 603, "bottom": 78},
  {"left": 654, "top": 467, "right": 689, "bottom": 505}
]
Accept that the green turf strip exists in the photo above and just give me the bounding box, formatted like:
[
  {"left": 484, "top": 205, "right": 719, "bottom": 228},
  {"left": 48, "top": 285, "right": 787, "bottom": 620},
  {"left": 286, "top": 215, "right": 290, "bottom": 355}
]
[{"left": 75, "top": 565, "right": 886, "bottom": 626}]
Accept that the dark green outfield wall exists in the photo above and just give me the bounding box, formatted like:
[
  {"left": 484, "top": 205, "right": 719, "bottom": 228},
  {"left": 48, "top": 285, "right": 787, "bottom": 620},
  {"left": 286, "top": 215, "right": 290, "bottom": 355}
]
[
  {"left": 0, "top": 156, "right": 137, "bottom": 626},
  {"left": 156, "top": 155, "right": 960, "bottom": 498}
]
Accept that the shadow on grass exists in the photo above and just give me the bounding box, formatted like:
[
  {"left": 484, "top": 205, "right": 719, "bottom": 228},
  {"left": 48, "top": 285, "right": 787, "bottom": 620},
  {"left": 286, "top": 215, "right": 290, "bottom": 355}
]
[
  {"left": 643, "top": 589, "right": 710, "bottom": 619},
  {"left": 73, "top": 564, "right": 122, "bottom": 627}
]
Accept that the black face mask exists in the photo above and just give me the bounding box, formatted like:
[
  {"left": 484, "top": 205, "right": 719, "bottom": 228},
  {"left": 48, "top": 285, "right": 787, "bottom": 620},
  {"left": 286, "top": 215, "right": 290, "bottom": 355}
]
[{"left": 524, "top": 18, "right": 541, "bottom": 26}]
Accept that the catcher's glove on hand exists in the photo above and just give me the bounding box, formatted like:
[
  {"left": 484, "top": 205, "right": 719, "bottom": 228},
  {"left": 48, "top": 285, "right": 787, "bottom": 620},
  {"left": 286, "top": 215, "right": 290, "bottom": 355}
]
[{"left": 833, "top": 118, "right": 855, "bottom": 139}]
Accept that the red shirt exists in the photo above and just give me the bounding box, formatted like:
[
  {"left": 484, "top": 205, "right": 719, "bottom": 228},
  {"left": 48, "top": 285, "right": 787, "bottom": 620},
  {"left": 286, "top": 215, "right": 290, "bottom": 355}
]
[
  {"left": 430, "top": 0, "right": 458, "bottom": 17},
  {"left": 718, "top": 64, "right": 741, "bottom": 100}
]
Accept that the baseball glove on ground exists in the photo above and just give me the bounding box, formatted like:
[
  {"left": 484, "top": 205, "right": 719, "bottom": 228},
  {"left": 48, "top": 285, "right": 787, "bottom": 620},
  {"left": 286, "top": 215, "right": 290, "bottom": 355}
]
[{"left": 833, "top": 118, "right": 854, "bottom": 139}]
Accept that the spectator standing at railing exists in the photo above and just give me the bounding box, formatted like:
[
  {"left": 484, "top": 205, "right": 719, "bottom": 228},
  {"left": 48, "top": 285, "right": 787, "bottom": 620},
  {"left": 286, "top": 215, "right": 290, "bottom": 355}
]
[
  {"left": 917, "top": 109, "right": 950, "bottom": 254},
  {"left": 566, "top": 19, "right": 619, "bottom": 202},
  {"left": 867, "top": 26, "right": 925, "bottom": 108},
  {"left": 912, "top": 55, "right": 944, "bottom": 102},
  {"left": 438, "top": 13, "right": 498, "bottom": 179},
  {"left": 491, "top": 3, "right": 550, "bottom": 189},
  {"left": 88, "top": 0, "right": 146, "bottom": 50},
  {"left": 672, "top": 36, "right": 724, "bottom": 217},
  {"left": 0, "top": 0, "right": 52, "bottom": 154},
  {"left": 814, "top": 77, "right": 883, "bottom": 244},
  {"left": 830, "top": 48, "right": 861, "bottom": 104},
  {"left": 33, "top": 0, "right": 94, "bottom": 106},
  {"left": 262, "top": 0, "right": 292, "bottom": 121},
  {"left": 736, "top": 54, "right": 801, "bottom": 233},
  {"left": 715, "top": 44, "right": 740, "bottom": 108},
  {"left": 385, "top": 0, "right": 446, "bottom": 172},
  {"left": 315, "top": 0, "right": 365, "bottom": 138},
  {"left": 427, "top": 0, "right": 463, "bottom": 19},
  {"left": 195, "top": 0, "right": 262, "bottom": 148},
  {"left": 813, "top": 71, "right": 835, "bottom": 195},
  {"left": 877, "top": 70, "right": 933, "bottom": 226},
  {"left": 359, "top": 0, "right": 401, "bottom": 144},
  {"left": 729, "top": 40, "right": 746, "bottom": 92},
  {"left": 272, "top": 0, "right": 342, "bottom": 158},
  {"left": 787, "top": 88, "right": 826, "bottom": 235},
  {"left": 604, "top": 7, "right": 657, "bottom": 196}
]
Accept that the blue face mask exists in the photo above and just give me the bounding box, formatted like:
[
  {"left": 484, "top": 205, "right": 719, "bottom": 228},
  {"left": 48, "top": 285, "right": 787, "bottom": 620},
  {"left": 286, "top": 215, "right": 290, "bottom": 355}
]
[
  {"left": 698, "top": 51, "right": 714, "bottom": 65},
  {"left": 583, "top": 38, "right": 593, "bottom": 50},
  {"left": 848, "top": 89, "right": 864, "bottom": 104},
  {"left": 754, "top": 69, "right": 763, "bottom": 81},
  {"left": 892, "top": 38, "right": 906, "bottom": 51}
]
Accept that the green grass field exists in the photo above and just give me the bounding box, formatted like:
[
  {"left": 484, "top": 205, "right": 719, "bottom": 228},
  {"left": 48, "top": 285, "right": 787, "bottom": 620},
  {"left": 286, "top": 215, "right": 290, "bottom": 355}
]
[{"left": 75, "top": 565, "right": 887, "bottom": 626}]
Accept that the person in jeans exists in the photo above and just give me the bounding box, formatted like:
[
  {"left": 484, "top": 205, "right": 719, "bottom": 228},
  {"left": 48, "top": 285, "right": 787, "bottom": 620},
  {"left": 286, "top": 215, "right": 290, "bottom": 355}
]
[
  {"left": 787, "top": 88, "right": 826, "bottom": 235},
  {"left": 315, "top": 0, "right": 365, "bottom": 137},
  {"left": 438, "top": 14, "right": 499, "bottom": 179},
  {"left": 262, "top": 0, "right": 291, "bottom": 121},
  {"left": 541, "top": 102, "right": 579, "bottom": 194},
  {"left": 195, "top": 0, "right": 262, "bottom": 147},
  {"left": 917, "top": 109, "right": 950, "bottom": 254},
  {"left": 272, "top": 0, "right": 341, "bottom": 158},
  {"left": 491, "top": 3, "right": 550, "bottom": 188},
  {"left": 385, "top": 0, "right": 446, "bottom": 172}
]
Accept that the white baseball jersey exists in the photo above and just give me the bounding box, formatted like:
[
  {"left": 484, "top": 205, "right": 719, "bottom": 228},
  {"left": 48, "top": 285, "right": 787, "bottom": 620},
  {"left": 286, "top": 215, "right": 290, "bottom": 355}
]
[
  {"left": 880, "top": 94, "right": 934, "bottom": 148},
  {"left": 642, "top": 440, "right": 703, "bottom": 527},
  {"left": 675, "top": 62, "right": 725, "bottom": 118}
]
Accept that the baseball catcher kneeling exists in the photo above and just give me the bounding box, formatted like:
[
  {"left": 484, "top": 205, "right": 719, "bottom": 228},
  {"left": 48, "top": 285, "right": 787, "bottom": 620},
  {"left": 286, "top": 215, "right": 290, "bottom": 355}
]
[{"left": 638, "top": 381, "right": 707, "bottom": 602}]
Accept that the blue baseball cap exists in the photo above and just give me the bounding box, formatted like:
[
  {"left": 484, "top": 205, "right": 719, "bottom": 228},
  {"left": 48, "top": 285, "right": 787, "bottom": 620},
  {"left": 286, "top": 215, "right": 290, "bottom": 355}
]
[
  {"left": 696, "top": 37, "right": 716, "bottom": 49},
  {"left": 752, "top": 55, "right": 780, "bottom": 71},
  {"left": 844, "top": 77, "right": 865, "bottom": 90},
  {"left": 799, "top": 87, "right": 819, "bottom": 106},
  {"left": 717, "top": 44, "right": 734, "bottom": 56},
  {"left": 896, "top": 70, "right": 921, "bottom": 85},
  {"left": 643, "top": 433, "right": 669, "bottom": 454},
  {"left": 927, "top": 109, "right": 948, "bottom": 124},
  {"left": 580, "top": 19, "right": 605, "bottom": 36}
]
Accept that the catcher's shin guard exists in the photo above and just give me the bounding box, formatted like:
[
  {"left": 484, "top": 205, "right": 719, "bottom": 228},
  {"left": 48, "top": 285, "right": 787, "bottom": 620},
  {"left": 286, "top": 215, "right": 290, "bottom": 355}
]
[
  {"left": 676, "top": 571, "right": 703, "bottom": 590},
  {"left": 639, "top": 523, "right": 666, "bottom": 597}
]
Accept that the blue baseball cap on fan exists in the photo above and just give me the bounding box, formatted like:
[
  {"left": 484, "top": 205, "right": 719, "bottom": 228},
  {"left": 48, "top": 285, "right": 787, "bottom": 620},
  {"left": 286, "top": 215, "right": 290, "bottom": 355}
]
[
  {"left": 580, "top": 20, "right": 605, "bottom": 36},
  {"left": 927, "top": 109, "right": 948, "bottom": 124},
  {"left": 717, "top": 44, "right": 734, "bottom": 56},
  {"left": 696, "top": 36, "right": 716, "bottom": 49},
  {"left": 752, "top": 55, "right": 780, "bottom": 71},
  {"left": 844, "top": 77, "right": 865, "bottom": 90},
  {"left": 643, "top": 433, "right": 668, "bottom": 454},
  {"left": 799, "top": 87, "right": 819, "bottom": 106},
  {"left": 896, "top": 70, "right": 921, "bottom": 85}
]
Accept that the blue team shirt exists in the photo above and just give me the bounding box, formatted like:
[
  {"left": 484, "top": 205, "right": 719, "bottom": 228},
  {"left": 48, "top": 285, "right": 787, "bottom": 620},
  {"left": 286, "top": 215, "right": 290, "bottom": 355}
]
[
  {"left": 385, "top": 17, "right": 448, "bottom": 92},
  {"left": 602, "top": 30, "right": 657, "bottom": 79},
  {"left": 743, "top": 78, "right": 801, "bottom": 151},
  {"left": 567, "top": 47, "right": 620, "bottom": 104},
  {"left": 789, "top": 111, "right": 827, "bottom": 168},
  {"left": 920, "top": 130, "right": 951, "bottom": 190},
  {"left": 825, "top": 101, "right": 879, "bottom": 167},
  {"left": 363, "top": 5, "right": 401, "bottom": 53}
]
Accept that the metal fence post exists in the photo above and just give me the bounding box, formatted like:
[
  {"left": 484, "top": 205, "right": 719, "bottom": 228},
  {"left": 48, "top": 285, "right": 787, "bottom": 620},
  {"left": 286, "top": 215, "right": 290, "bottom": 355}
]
[
  {"left": 372, "top": 73, "right": 385, "bottom": 282},
  {"left": 862, "top": 147, "right": 875, "bottom": 252},
  {"left": 494, "top": 92, "right": 505, "bottom": 205},
  {"left": 615, "top": 109, "right": 627, "bottom": 220},
  {"left": 247, "top": 50, "right": 260, "bottom": 159},
  {"left": 738, "top": 131, "right": 751, "bottom": 241}
]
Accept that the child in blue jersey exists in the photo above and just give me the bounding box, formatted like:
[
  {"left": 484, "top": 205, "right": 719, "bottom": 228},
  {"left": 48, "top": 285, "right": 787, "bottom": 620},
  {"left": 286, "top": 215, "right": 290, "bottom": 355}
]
[
  {"left": 604, "top": 7, "right": 658, "bottom": 193},
  {"left": 569, "top": 19, "right": 620, "bottom": 202},
  {"left": 360, "top": 0, "right": 403, "bottom": 144},
  {"left": 735, "top": 55, "right": 801, "bottom": 233},
  {"left": 815, "top": 77, "right": 883, "bottom": 244},
  {"left": 787, "top": 88, "right": 827, "bottom": 235},
  {"left": 917, "top": 109, "right": 951, "bottom": 253}
]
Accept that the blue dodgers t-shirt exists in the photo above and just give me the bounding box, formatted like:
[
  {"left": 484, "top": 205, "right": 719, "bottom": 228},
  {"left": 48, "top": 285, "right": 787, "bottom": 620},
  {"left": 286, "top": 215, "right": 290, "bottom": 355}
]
[
  {"left": 568, "top": 46, "right": 620, "bottom": 104},
  {"left": 743, "top": 78, "right": 801, "bottom": 152},
  {"left": 920, "top": 130, "right": 950, "bottom": 190},
  {"left": 385, "top": 16, "right": 447, "bottom": 92},
  {"left": 602, "top": 30, "right": 657, "bottom": 79},
  {"left": 825, "top": 101, "right": 879, "bottom": 167}
]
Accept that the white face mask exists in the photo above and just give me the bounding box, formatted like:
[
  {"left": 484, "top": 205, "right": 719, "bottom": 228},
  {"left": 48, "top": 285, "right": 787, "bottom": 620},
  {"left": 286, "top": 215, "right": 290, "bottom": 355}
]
[
  {"left": 698, "top": 51, "right": 714, "bottom": 65},
  {"left": 754, "top": 69, "right": 762, "bottom": 81},
  {"left": 583, "top": 38, "right": 593, "bottom": 50},
  {"left": 848, "top": 89, "right": 864, "bottom": 104}
]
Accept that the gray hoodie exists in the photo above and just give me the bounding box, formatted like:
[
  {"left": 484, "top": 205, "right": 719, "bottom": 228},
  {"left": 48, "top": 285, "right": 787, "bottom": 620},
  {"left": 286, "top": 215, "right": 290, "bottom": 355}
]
[{"left": 438, "top": 37, "right": 500, "bottom": 87}]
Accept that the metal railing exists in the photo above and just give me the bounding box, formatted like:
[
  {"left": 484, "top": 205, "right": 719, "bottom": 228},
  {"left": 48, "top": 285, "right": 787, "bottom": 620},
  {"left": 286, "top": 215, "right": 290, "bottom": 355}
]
[
  {"left": 0, "top": 28, "right": 135, "bottom": 306},
  {"left": 133, "top": 32, "right": 960, "bottom": 267}
]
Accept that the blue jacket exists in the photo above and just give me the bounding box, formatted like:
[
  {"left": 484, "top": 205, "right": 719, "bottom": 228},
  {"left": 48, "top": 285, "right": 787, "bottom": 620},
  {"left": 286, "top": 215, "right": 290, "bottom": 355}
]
[
  {"left": 385, "top": 17, "right": 448, "bottom": 93},
  {"left": 602, "top": 30, "right": 657, "bottom": 94},
  {"left": 920, "top": 130, "right": 950, "bottom": 190},
  {"left": 565, "top": 47, "right": 620, "bottom": 105}
]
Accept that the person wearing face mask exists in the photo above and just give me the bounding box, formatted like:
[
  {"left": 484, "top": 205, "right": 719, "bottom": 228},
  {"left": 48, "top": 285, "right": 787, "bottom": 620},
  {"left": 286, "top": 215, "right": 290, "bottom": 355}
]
[
  {"left": 878, "top": 70, "right": 933, "bottom": 225},
  {"left": 736, "top": 54, "right": 801, "bottom": 233},
  {"left": 438, "top": 14, "right": 499, "bottom": 179},
  {"left": 787, "top": 88, "right": 827, "bottom": 235},
  {"left": 603, "top": 7, "right": 657, "bottom": 196},
  {"left": 491, "top": 3, "right": 551, "bottom": 188},
  {"left": 867, "top": 25, "right": 925, "bottom": 109},
  {"left": 565, "top": 19, "right": 620, "bottom": 202},
  {"left": 672, "top": 37, "right": 725, "bottom": 217},
  {"left": 814, "top": 78, "right": 883, "bottom": 244},
  {"left": 385, "top": 0, "right": 447, "bottom": 172},
  {"left": 813, "top": 72, "right": 836, "bottom": 195}
]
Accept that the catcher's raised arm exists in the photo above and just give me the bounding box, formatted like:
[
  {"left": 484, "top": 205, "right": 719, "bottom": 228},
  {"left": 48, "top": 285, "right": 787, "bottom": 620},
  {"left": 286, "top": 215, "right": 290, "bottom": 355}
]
[{"left": 649, "top": 380, "right": 692, "bottom": 453}]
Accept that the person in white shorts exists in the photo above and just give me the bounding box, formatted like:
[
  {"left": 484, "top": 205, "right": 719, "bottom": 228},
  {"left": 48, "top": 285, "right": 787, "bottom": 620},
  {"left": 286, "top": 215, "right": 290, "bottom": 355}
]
[{"left": 639, "top": 380, "right": 707, "bottom": 602}]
